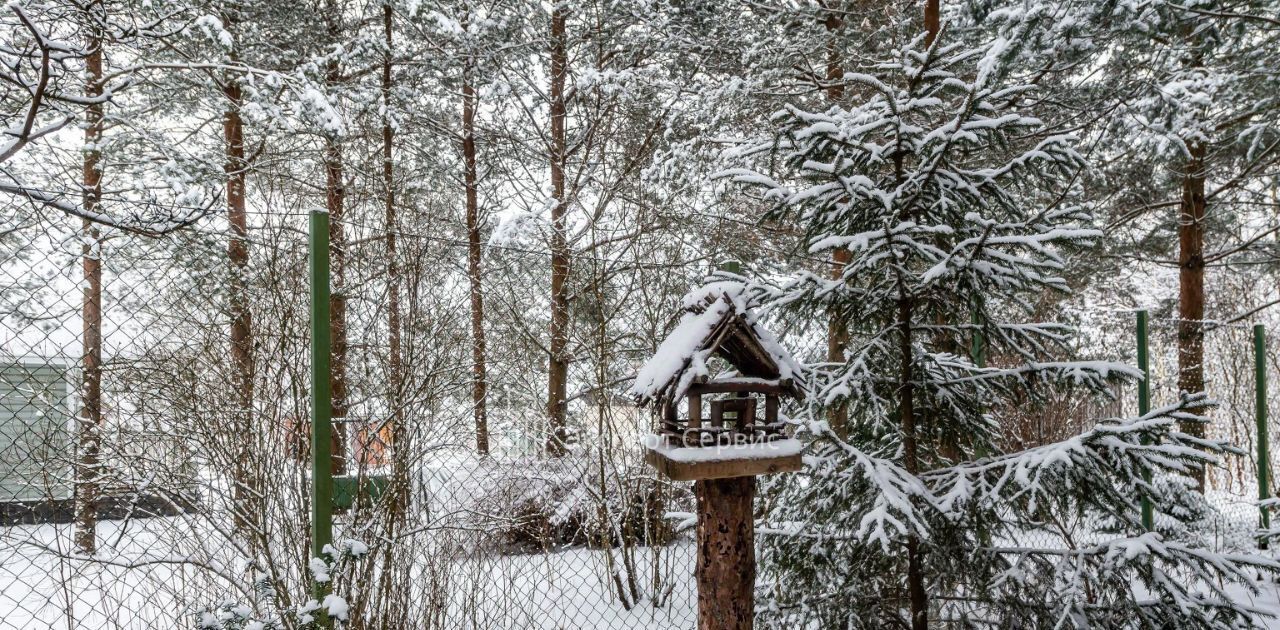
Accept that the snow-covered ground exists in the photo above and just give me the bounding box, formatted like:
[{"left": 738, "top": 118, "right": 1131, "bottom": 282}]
[
  {"left": 1, "top": 489, "right": 1277, "bottom": 628},
  {"left": 1228, "top": 580, "right": 1280, "bottom": 628},
  {"left": 0, "top": 516, "right": 696, "bottom": 629}
]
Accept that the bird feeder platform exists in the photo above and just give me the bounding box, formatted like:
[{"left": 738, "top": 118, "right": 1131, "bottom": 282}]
[{"left": 643, "top": 435, "right": 802, "bottom": 481}]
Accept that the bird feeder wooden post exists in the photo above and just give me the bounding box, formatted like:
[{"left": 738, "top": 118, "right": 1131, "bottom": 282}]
[{"left": 631, "top": 282, "right": 803, "bottom": 630}]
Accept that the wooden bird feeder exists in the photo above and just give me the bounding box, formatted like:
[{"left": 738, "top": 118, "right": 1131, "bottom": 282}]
[
  {"left": 633, "top": 286, "right": 803, "bottom": 481},
  {"left": 632, "top": 282, "right": 804, "bottom": 630}
]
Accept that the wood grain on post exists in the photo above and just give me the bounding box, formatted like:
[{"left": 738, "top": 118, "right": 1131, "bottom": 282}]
[{"left": 695, "top": 476, "right": 756, "bottom": 630}]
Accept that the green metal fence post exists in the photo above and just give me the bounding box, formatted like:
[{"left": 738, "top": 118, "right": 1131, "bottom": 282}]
[
  {"left": 1138, "top": 310, "right": 1154, "bottom": 531},
  {"left": 310, "top": 210, "right": 335, "bottom": 615},
  {"left": 1256, "top": 324, "right": 1271, "bottom": 545}
]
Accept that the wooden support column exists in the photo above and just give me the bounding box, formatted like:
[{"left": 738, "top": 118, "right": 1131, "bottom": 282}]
[{"left": 695, "top": 476, "right": 755, "bottom": 630}]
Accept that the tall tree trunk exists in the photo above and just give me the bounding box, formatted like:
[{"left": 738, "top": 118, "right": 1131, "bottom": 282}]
[
  {"left": 381, "top": 0, "right": 404, "bottom": 487},
  {"left": 222, "top": 4, "right": 258, "bottom": 545},
  {"left": 1177, "top": 20, "right": 1208, "bottom": 492},
  {"left": 898, "top": 6, "right": 940, "bottom": 627},
  {"left": 1178, "top": 142, "right": 1207, "bottom": 491},
  {"left": 824, "top": 3, "right": 851, "bottom": 438},
  {"left": 898, "top": 292, "right": 927, "bottom": 630},
  {"left": 325, "top": 1, "right": 349, "bottom": 475},
  {"left": 462, "top": 13, "right": 490, "bottom": 455},
  {"left": 365, "top": 6, "right": 408, "bottom": 625},
  {"left": 546, "top": 5, "right": 570, "bottom": 457},
  {"left": 75, "top": 3, "right": 104, "bottom": 555}
]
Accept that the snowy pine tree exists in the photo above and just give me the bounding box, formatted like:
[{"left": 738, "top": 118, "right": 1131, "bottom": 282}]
[{"left": 713, "top": 30, "right": 1278, "bottom": 629}]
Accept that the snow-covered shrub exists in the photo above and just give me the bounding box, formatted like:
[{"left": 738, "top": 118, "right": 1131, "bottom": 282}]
[
  {"left": 193, "top": 541, "right": 367, "bottom": 629},
  {"left": 467, "top": 456, "right": 689, "bottom": 554}
]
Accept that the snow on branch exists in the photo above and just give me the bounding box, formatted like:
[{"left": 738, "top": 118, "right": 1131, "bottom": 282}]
[
  {"left": 0, "top": 5, "right": 222, "bottom": 237},
  {"left": 630, "top": 280, "right": 803, "bottom": 406},
  {"left": 927, "top": 394, "right": 1229, "bottom": 518},
  {"left": 0, "top": 174, "right": 218, "bottom": 237},
  {"left": 982, "top": 532, "right": 1279, "bottom": 628},
  {"left": 761, "top": 435, "right": 932, "bottom": 550}
]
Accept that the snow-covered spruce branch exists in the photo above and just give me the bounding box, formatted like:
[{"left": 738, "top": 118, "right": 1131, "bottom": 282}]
[
  {"left": 770, "top": 433, "right": 932, "bottom": 548},
  {"left": 977, "top": 533, "right": 1279, "bottom": 628},
  {"left": 927, "top": 393, "right": 1231, "bottom": 518}
]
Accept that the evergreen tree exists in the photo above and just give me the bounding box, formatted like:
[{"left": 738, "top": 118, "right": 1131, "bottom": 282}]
[
  {"left": 714, "top": 28, "right": 1278, "bottom": 629},
  {"left": 963, "top": 1, "right": 1280, "bottom": 488}
]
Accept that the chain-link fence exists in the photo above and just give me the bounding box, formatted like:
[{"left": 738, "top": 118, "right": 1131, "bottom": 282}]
[
  {"left": 1100, "top": 308, "right": 1276, "bottom": 539},
  {"left": 998, "top": 306, "right": 1280, "bottom": 559},
  {"left": 0, "top": 204, "right": 712, "bottom": 629},
  {"left": 2, "top": 204, "right": 1278, "bottom": 628}
]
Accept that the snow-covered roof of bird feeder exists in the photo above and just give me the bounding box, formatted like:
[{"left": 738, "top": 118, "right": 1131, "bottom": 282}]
[
  {"left": 630, "top": 282, "right": 803, "bottom": 409},
  {"left": 632, "top": 282, "right": 804, "bottom": 481}
]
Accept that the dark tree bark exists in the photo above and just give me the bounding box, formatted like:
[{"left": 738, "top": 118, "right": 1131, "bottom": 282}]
[
  {"left": 462, "top": 11, "right": 490, "bottom": 456},
  {"left": 382, "top": 0, "right": 403, "bottom": 473},
  {"left": 75, "top": 1, "right": 104, "bottom": 555},
  {"left": 1178, "top": 142, "right": 1208, "bottom": 491},
  {"left": 695, "top": 477, "right": 755, "bottom": 630},
  {"left": 546, "top": 5, "right": 570, "bottom": 457},
  {"left": 221, "top": 3, "right": 259, "bottom": 544},
  {"left": 899, "top": 292, "right": 928, "bottom": 630},
  {"left": 924, "top": 0, "right": 940, "bottom": 46},
  {"left": 903, "top": 7, "right": 937, "bottom": 622},
  {"left": 325, "top": 0, "right": 349, "bottom": 475},
  {"left": 824, "top": 2, "right": 851, "bottom": 438},
  {"left": 1176, "top": 20, "right": 1208, "bottom": 492},
  {"left": 361, "top": 6, "right": 411, "bottom": 625}
]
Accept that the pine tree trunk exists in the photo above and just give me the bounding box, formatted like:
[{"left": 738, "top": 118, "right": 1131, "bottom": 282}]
[
  {"left": 462, "top": 29, "right": 490, "bottom": 456},
  {"left": 899, "top": 292, "right": 928, "bottom": 630},
  {"left": 898, "top": 5, "right": 938, "bottom": 626},
  {"left": 353, "top": 6, "right": 412, "bottom": 625},
  {"left": 381, "top": 0, "right": 405, "bottom": 512},
  {"left": 1178, "top": 142, "right": 1207, "bottom": 491},
  {"left": 923, "top": 0, "right": 940, "bottom": 46},
  {"left": 325, "top": 1, "right": 349, "bottom": 476},
  {"left": 75, "top": 5, "right": 104, "bottom": 555},
  {"left": 546, "top": 5, "right": 570, "bottom": 457},
  {"left": 695, "top": 477, "right": 755, "bottom": 630},
  {"left": 222, "top": 5, "right": 258, "bottom": 545},
  {"left": 366, "top": 7, "right": 409, "bottom": 624},
  {"left": 824, "top": 3, "right": 851, "bottom": 438}
]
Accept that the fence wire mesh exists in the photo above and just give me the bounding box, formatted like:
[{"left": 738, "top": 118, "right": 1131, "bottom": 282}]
[
  {"left": 1002, "top": 307, "right": 1280, "bottom": 559},
  {"left": 1, "top": 204, "right": 1277, "bottom": 628},
  {"left": 0, "top": 206, "right": 705, "bottom": 629}
]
